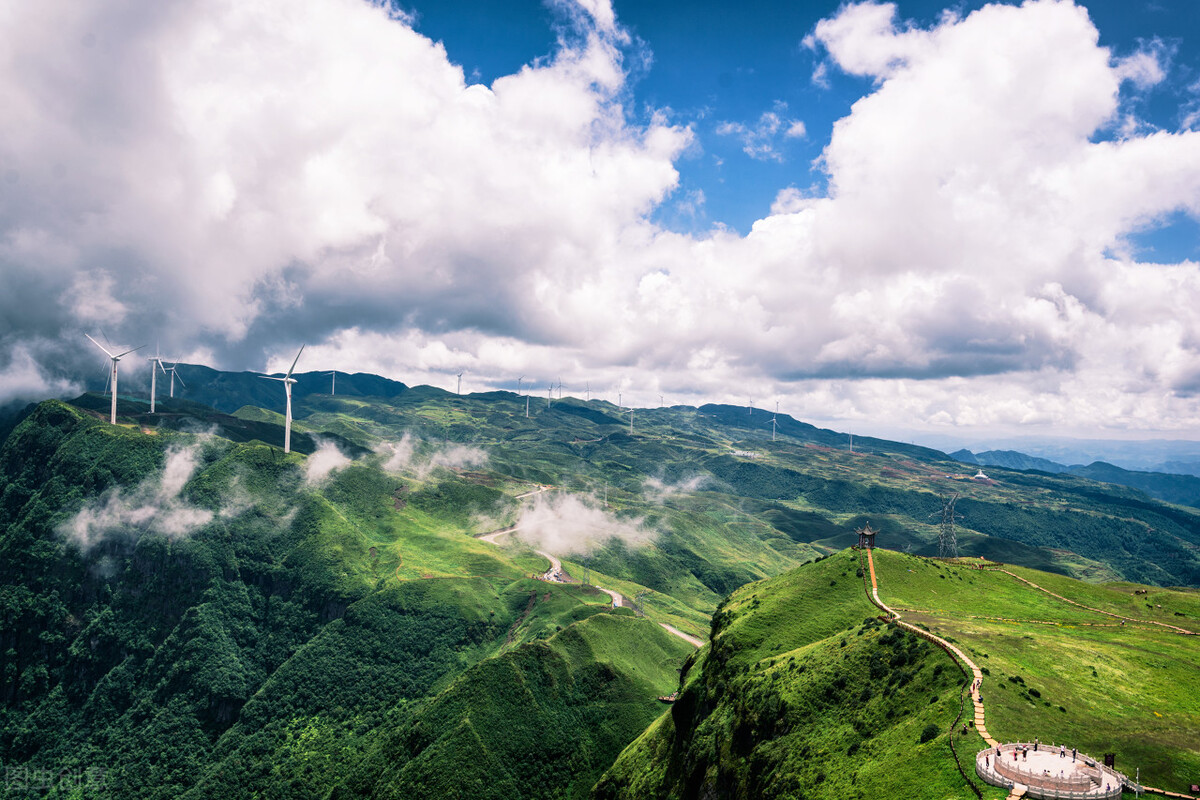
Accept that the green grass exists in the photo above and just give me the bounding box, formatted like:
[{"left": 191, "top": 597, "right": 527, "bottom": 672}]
[{"left": 869, "top": 549, "right": 1200, "bottom": 790}]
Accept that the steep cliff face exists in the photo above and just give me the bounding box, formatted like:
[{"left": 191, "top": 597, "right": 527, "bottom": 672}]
[{"left": 593, "top": 551, "right": 979, "bottom": 800}]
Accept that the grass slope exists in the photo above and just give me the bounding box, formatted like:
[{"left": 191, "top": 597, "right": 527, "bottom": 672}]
[{"left": 596, "top": 549, "right": 1200, "bottom": 799}]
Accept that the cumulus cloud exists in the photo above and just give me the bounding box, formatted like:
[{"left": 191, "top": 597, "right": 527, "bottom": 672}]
[
  {"left": 59, "top": 440, "right": 214, "bottom": 550},
  {"left": 304, "top": 439, "right": 351, "bottom": 485},
  {"left": 643, "top": 475, "right": 709, "bottom": 504},
  {"left": 716, "top": 102, "right": 805, "bottom": 161},
  {"left": 3, "top": 0, "right": 1200, "bottom": 438},
  {"left": 377, "top": 434, "right": 488, "bottom": 479},
  {"left": 515, "top": 492, "right": 653, "bottom": 556}
]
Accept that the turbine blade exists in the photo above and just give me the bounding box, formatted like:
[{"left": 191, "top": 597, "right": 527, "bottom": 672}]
[
  {"left": 285, "top": 345, "right": 305, "bottom": 379},
  {"left": 259, "top": 375, "right": 287, "bottom": 382},
  {"left": 114, "top": 344, "right": 147, "bottom": 359},
  {"left": 85, "top": 333, "right": 116, "bottom": 359},
  {"left": 175, "top": 374, "right": 186, "bottom": 388}
]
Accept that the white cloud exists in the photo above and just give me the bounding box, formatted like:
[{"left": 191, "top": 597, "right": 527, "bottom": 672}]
[
  {"left": 716, "top": 102, "right": 805, "bottom": 161},
  {"left": 2, "top": 0, "right": 1200, "bottom": 438},
  {"left": 304, "top": 439, "right": 351, "bottom": 485},
  {"left": 643, "top": 475, "right": 708, "bottom": 504},
  {"left": 376, "top": 433, "right": 488, "bottom": 479},
  {"left": 59, "top": 440, "right": 214, "bottom": 550},
  {"left": 515, "top": 492, "right": 653, "bottom": 556}
]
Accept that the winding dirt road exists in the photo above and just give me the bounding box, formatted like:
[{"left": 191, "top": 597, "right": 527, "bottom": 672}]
[{"left": 474, "top": 484, "right": 705, "bottom": 647}]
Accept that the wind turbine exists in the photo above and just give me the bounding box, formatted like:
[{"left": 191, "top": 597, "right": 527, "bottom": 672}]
[
  {"left": 659, "top": 394, "right": 664, "bottom": 408},
  {"left": 327, "top": 371, "right": 337, "bottom": 395},
  {"left": 629, "top": 407, "right": 634, "bottom": 434},
  {"left": 147, "top": 347, "right": 167, "bottom": 414},
  {"left": 86, "top": 335, "right": 145, "bottom": 425},
  {"left": 585, "top": 381, "right": 590, "bottom": 402},
  {"left": 557, "top": 378, "right": 562, "bottom": 399},
  {"left": 259, "top": 345, "right": 304, "bottom": 454},
  {"left": 546, "top": 384, "right": 552, "bottom": 407},
  {"left": 771, "top": 417, "right": 778, "bottom": 442},
  {"left": 165, "top": 363, "right": 186, "bottom": 397},
  {"left": 456, "top": 370, "right": 464, "bottom": 395},
  {"left": 517, "top": 375, "right": 524, "bottom": 395}
]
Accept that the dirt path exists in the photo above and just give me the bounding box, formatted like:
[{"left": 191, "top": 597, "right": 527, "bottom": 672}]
[
  {"left": 659, "top": 623, "right": 703, "bottom": 648},
  {"left": 995, "top": 569, "right": 1197, "bottom": 636},
  {"left": 474, "top": 487, "right": 707, "bottom": 649}
]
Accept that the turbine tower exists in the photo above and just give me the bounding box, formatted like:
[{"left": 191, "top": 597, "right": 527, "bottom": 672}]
[
  {"left": 327, "top": 371, "right": 337, "bottom": 395},
  {"left": 517, "top": 375, "right": 524, "bottom": 395},
  {"left": 771, "top": 417, "right": 777, "bottom": 442},
  {"left": 457, "top": 370, "right": 464, "bottom": 395},
  {"left": 165, "top": 363, "right": 186, "bottom": 397},
  {"left": 931, "top": 493, "right": 962, "bottom": 559},
  {"left": 585, "top": 381, "right": 590, "bottom": 401},
  {"left": 86, "top": 334, "right": 145, "bottom": 425},
  {"left": 260, "top": 345, "right": 305, "bottom": 454},
  {"left": 147, "top": 347, "right": 167, "bottom": 414}
]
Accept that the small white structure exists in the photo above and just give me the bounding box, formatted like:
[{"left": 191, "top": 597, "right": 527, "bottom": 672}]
[{"left": 974, "top": 469, "right": 990, "bottom": 481}]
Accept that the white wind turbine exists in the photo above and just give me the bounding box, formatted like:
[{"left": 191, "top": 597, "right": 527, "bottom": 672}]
[
  {"left": 260, "top": 345, "right": 305, "bottom": 454},
  {"left": 327, "top": 371, "right": 337, "bottom": 395},
  {"left": 147, "top": 347, "right": 168, "bottom": 414},
  {"left": 86, "top": 334, "right": 145, "bottom": 425},
  {"left": 165, "top": 362, "right": 186, "bottom": 397},
  {"left": 456, "top": 370, "right": 464, "bottom": 395},
  {"left": 517, "top": 375, "right": 524, "bottom": 395}
]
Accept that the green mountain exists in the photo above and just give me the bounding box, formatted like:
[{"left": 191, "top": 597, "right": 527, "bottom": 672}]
[
  {"left": 595, "top": 549, "right": 1200, "bottom": 799},
  {"left": 2, "top": 379, "right": 1199, "bottom": 798},
  {"left": 953, "top": 447, "right": 1200, "bottom": 510}
]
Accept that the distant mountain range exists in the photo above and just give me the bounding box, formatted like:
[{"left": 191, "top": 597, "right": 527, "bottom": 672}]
[{"left": 950, "top": 448, "right": 1200, "bottom": 509}]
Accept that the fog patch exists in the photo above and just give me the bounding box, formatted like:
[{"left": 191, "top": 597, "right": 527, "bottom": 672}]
[
  {"left": 515, "top": 492, "right": 654, "bottom": 557},
  {"left": 377, "top": 435, "right": 488, "bottom": 479},
  {"left": 60, "top": 440, "right": 214, "bottom": 550},
  {"left": 644, "top": 474, "right": 709, "bottom": 503},
  {"left": 377, "top": 433, "right": 416, "bottom": 472},
  {"left": 304, "top": 438, "right": 351, "bottom": 485}
]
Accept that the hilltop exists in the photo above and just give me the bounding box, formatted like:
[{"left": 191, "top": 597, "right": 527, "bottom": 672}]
[{"left": 595, "top": 549, "right": 1200, "bottom": 799}]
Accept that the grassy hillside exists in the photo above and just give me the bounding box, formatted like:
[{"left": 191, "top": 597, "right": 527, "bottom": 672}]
[
  {"left": 594, "top": 550, "right": 988, "bottom": 800},
  {"left": 595, "top": 549, "right": 1200, "bottom": 798},
  {"left": 3, "top": 382, "right": 1200, "bottom": 798}
]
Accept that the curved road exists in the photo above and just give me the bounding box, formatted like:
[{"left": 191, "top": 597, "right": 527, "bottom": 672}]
[{"left": 475, "top": 486, "right": 702, "bottom": 647}]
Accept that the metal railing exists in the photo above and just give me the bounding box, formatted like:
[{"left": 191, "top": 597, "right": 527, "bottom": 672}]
[{"left": 975, "top": 747, "right": 1124, "bottom": 800}]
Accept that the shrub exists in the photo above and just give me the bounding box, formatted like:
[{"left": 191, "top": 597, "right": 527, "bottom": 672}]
[{"left": 919, "top": 723, "right": 940, "bottom": 743}]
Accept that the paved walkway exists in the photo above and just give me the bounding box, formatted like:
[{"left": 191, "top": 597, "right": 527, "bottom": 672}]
[{"left": 864, "top": 548, "right": 999, "bottom": 748}]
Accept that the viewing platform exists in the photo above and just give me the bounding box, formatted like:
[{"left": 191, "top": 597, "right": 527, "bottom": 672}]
[{"left": 976, "top": 744, "right": 1135, "bottom": 800}]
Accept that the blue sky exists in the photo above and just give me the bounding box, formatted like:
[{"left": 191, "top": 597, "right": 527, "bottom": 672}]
[
  {"left": 2, "top": 0, "right": 1200, "bottom": 440},
  {"left": 410, "top": 0, "right": 1200, "bottom": 253}
]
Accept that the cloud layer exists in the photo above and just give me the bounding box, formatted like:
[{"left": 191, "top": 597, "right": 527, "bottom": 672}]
[
  {"left": 59, "top": 441, "right": 214, "bottom": 550},
  {"left": 515, "top": 492, "right": 653, "bottom": 556},
  {"left": 3, "top": 0, "right": 1200, "bottom": 436}
]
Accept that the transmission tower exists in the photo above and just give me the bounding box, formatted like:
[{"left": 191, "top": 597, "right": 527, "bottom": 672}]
[{"left": 931, "top": 493, "right": 962, "bottom": 558}]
